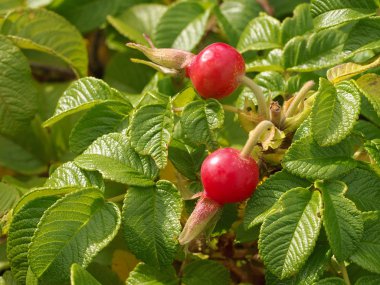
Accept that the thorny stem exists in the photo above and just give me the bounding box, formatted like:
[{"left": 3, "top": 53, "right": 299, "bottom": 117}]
[
  {"left": 240, "top": 76, "right": 270, "bottom": 120},
  {"left": 240, "top": 120, "right": 274, "bottom": 158},
  {"left": 107, "top": 194, "right": 125, "bottom": 203},
  {"left": 339, "top": 262, "right": 351, "bottom": 285},
  {"left": 285, "top": 80, "right": 315, "bottom": 119}
]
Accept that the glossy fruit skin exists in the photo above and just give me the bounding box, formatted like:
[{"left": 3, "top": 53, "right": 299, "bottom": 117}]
[
  {"left": 186, "top": 43, "right": 245, "bottom": 99},
  {"left": 201, "top": 148, "right": 259, "bottom": 204}
]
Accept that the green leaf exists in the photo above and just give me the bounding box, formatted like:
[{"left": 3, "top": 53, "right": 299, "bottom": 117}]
[
  {"left": 29, "top": 188, "right": 121, "bottom": 284},
  {"left": 283, "top": 135, "right": 357, "bottom": 180},
  {"left": 213, "top": 6, "right": 239, "bottom": 45},
  {"left": 107, "top": 4, "right": 167, "bottom": 45},
  {"left": 311, "top": 0, "right": 377, "bottom": 29},
  {"left": 317, "top": 180, "right": 363, "bottom": 262},
  {"left": 361, "top": 94, "right": 380, "bottom": 127},
  {"left": 25, "top": 267, "right": 38, "bottom": 285},
  {"left": 287, "top": 73, "right": 320, "bottom": 95},
  {"left": 0, "top": 35, "right": 37, "bottom": 138},
  {"left": 70, "top": 264, "right": 101, "bottom": 285},
  {"left": 130, "top": 103, "right": 174, "bottom": 169},
  {"left": 281, "top": 3, "right": 313, "bottom": 44},
  {"left": 1, "top": 8, "right": 88, "bottom": 77},
  {"left": 180, "top": 99, "right": 224, "bottom": 148},
  {"left": 311, "top": 79, "right": 361, "bottom": 146},
  {"left": 168, "top": 139, "right": 206, "bottom": 180},
  {"left": 0, "top": 271, "right": 17, "bottom": 285},
  {"left": 244, "top": 170, "right": 311, "bottom": 229},
  {"left": 221, "top": 0, "right": 261, "bottom": 35},
  {"left": 254, "top": 71, "right": 286, "bottom": 98},
  {"left": 172, "top": 87, "right": 197, "bottom": 109},
  {"left": 182, "top": 260, "right": 230, "bottom": 285},
  {"left": 126, "top": 263, "right": 178, "bottom": 285},
  {"left": 293, "top": 116, "right": 312, "bottom": 142},
  {"left": 237, "top": 14, "right": 281, "bottom": 52},
  {"left": 0, "top": 134, "right": 46, "bottom": 175},
  {"left": 122, "top": 181, "right": 181, "bottom": 267},
  {"left": 104, "top": 51, "right": 156, "bottom": 94},
  {"left": 355, "top": 74, "right": 380, "bottom": 117},
  {"left": 75, "top": 133, "right": 159, "bottom": 187},
  {"left": 246, "top": 49, "right": 284, "bottom": 72},
  {"left": 13, "top": 187, "right": 78, "bottom": 215},
  {"left": 259, "top": 188, "right": 322, "bottom": 279},
  {"left": 43, "top": 77, "right": 126, "bottom": 127},
  {"left": 283, "top": 28, "right": 348, "bottom": 72},
  {"left": 0, "top": 0, "right": 24, "bottom": 12},
  {"left": 69, "top": 101, "right": 132, "bottom": 154},
  {"left": 50, "top": 0, "right": 118, "bottom": 33},
  {"left": 7, "top": 196, "right": 58, "bottom": 284},
  {"left": 344, "top": 18, "right": 380, "bottom": 53},
  {"left": 44, "top": 161, "right": 104, "bottom": 190},
  {"left": 216, "top": 0, "right": 261, "bottom": 45},
  {"left": 136, "top": 81, "right": 174, "bottom": 107},
  {"left": 351, "top": 211, "right": 380, "bottom": 274},
  {"left": 266, "top": 237, "right": 331, "bottom": 285},
  {"left": 365, "top": 139, "right": 380, "bottom": 167},
  {"left": 341, "top": 167, "right": 380, "bottom": 211},
  {"left": 355, "top": 275, "right": 380, "bottom": 285},
  {"left": 213, "top": 203, "right": 238, "bottom": 234},
  {"left": 0, "top": 182, "right": 19, "bottom": 216},
  {"left": 291, "top": 239, "right": 331, "bottom": 284},
  {"left": 315, "top": 277, "right": 346, "bottom": 285},
  {"left": 153, "top": 1, "right": 211, "bottom": 51},
  {"left": 353, "top": 120, "right": 380, "bottom": 140},
  {"left": 235, "top": 223, "right": 260, "bottom": 244}
]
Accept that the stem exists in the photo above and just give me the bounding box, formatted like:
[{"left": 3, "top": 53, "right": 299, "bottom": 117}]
[
  {"left": 107, "top": 194, "right": 126, "bottom": 203},
  {"left": 172, "top": 107, "right": 185, "bottom": 112},
  {"left": 240, "top": 76, "right": 270, "bottom": 120},
  {"left": 143, "top": 33, "right": 155, "bottom": 48},
  {"left": 222, "top": 104, "right": 242, "bottom": 114},
  {"left": 223, "top": 104, "right": 259, "bottom": 123},
  {"left": 270, "top": 101, "right": 282, "bottom": 127},
  {"left": 285, "top": 80, "right": 315, "bottom": 118},
  {"left": 339, "top": 262, "right": 351, "bottom": 285},
  {"left": 240, "top": 120, "right": 274, "bottom": 158}
]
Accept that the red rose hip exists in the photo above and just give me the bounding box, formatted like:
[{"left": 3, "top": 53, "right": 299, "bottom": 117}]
[
  {"left": 186, "top": 43, "right": 245, "bottom": 99},
  {"left": 201, "top": 148, "right": 259, "bottom": 204}
]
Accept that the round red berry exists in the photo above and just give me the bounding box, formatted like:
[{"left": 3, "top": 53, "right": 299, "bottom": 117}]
[
  {"left": 186, "top": 43, "right": 245, "bottom": 99},
  {"left": 200, "top": 148, "right": 259, "bottom": 204}
]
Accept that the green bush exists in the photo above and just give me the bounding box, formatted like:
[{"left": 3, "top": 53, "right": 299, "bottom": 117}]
[{"left": 0, "top": 0, "right": 380, "bottom": 284}]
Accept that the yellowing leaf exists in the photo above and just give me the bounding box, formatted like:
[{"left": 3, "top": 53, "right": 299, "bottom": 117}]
[
  {"left": 327, "top": 56, "right": 380, "bottom": 84},
  {"left": 112, "top": 250, "right": 139, "bottom": 281}
]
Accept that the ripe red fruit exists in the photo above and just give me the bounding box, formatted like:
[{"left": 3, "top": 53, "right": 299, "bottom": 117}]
[
  {"left": 201, "top": 148, "right": 259, "bottom": 204},
  {"left": 186, "top": 43, "right": 245, "bottom": 99}
]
